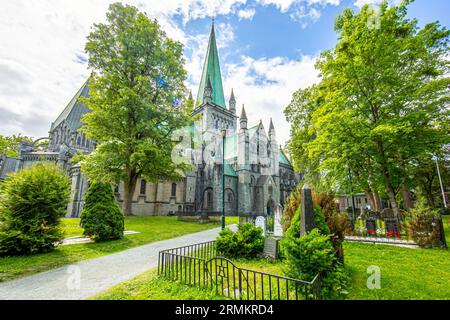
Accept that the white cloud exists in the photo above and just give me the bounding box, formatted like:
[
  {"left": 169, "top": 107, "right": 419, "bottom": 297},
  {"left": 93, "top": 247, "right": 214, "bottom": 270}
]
[
  {"left": 257, "top": 0, "right": 340, "bottom": 28},
  {"left": 238, "top": 8, "right": 256, "bottom": 20},
  {"left": 0, "top": 0, "right": 329, "bottom": 145},
  {"left": 257, "top": 0, "right": 340, "bottom": 12},
  {"left": 221, "top": 54, "right": 320, "bottom": 145},
  {"left": 290, "top": 7, "right": 322, "bottom": 28},
  {"left": 353, "top": 0, "right": 402, "bottom": 8}
]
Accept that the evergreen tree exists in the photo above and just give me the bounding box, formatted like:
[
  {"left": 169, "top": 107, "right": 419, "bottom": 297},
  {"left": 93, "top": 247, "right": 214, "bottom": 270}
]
[{"left": 80, "top": 182, "right": 124, "bottom": 242}]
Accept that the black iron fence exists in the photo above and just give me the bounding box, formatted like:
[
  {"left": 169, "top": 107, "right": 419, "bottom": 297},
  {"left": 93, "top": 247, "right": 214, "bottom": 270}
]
[{"left": 158, "top": 241, "right": 322, "bottom": 300}]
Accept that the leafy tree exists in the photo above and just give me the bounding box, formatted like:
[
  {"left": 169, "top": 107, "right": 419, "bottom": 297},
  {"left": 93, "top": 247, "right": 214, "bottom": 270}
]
[
  {"left": 78, "top": 3, "right": 192, "bottom": 215},
  {"left": 80, "top": 182, "right": 124, "bottom": 242},
  {"left": 411, "top": 150, "right": 450, "bottom": 208},
  {"left": 286, "top": 1, "right": 450, "bottom": 215},
  {"left": 0, "top": 134, "right": 34, "bottom": 157},
  {"left": 0, "top": 164, "right": 70, "bottom": 256}
]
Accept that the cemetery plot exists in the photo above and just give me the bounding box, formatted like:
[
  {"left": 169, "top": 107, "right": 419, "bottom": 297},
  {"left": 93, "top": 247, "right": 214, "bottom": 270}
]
[
  {"left": 344, "top": 209, "right": 447, "bottom": 248},
  {"left": 158, "top": 241, "right": 322, "bottom": 300}
]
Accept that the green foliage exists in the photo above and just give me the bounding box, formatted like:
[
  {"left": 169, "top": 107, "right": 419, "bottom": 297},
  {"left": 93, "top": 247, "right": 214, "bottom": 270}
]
[
  {"left": 404, "top": 196, "right": 442, "bottom": 246},
  {"left": 282, "top": 228, "right": 349, "bottom": 299},
  {"left": 80, "top": 182, "right": 124, "bottom": 242},
  {"left": 283, "top": 204, "right": 330, "bottom": 238},
  {"left": 77, "top": 3, "right": 192, "bottom": 215},
  {"left": 285, "top": 207, "right": 301, "bottom": 239},
  {"left": 215, "top": 223, "right": 264, "bottom": 259},
  {"left": 283, "top": 229, "right": 335, "bottom": 281},
  {"left": 285, "top": 1, "right": 450, "bottom": 213},
  {"left": 320, "top": 264, "right": 350, "bottom": 300},
  {"left": 0, "top": 164, "right": 70, "bottom": 256},
  {"left": 281, "top": 184, "right": 302, "bottom": 232},
  {"left": 0, "top": 134, "right": 34, "bottom": 157},
  {"left": 406, "top": 196, "right": 440, "bottom": 218},
  {"left": 313, "top": 205, "right": 330, "bottom": 235}
]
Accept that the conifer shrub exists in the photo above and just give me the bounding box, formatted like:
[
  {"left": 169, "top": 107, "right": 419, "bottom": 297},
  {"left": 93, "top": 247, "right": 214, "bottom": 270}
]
[
  {"left": 404, "top": 197, "right": 442, "bottom": 246},
  {"left": 0, "top": 164, "right": 70, "bottom": 256},
  {"left": 80, "top": 182, "right": 124, "bottom": 242},
  {"left": 282, "top": 228, "right": 349, "bottom": 299},
  {"left": 283, "top": 205, "right": 330, "bottom": 238},
  {"left": 215, "top": 223, "right": 264, "bottom": 259}
]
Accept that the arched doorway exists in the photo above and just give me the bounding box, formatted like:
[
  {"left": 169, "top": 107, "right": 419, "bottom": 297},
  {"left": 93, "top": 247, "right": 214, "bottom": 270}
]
[
  {"left": 225, "top": 188, "right": 235, "bottom": 214},
  {"left": 203, "top": 188, "right": 213, "bottom": 211}
]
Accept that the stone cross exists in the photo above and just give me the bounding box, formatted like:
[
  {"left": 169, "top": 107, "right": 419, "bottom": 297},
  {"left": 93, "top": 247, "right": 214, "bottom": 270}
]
[
  {"left": 273, "top": 204, "right": 283, "bottom": 237},
  {"left": 300, "top": 183, "right": 315, "bottom": 236}
]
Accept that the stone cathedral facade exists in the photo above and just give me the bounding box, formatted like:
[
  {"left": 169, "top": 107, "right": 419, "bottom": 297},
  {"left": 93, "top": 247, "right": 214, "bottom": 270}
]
[{"left": 0, "top": 22, "right": 299, "bottom": 218}]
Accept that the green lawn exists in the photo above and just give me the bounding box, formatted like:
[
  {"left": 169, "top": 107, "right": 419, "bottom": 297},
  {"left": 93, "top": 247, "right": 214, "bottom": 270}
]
[
  {"left": 92, "top": 269, "right": 225, "bottom": 300},
  {"left": 0, "top": 216, "right": 237, "bottom": 283},
  {"left": 93, "top": 217, "right": 450, "bottom": 300},
  {"left": 443, "top": 215, "right": 450, "bottom": 247}
]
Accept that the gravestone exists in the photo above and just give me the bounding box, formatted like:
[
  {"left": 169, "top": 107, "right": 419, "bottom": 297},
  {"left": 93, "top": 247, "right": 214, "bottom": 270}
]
[
  {"left": 263, "top": 237, "right": 279, "bottom": 259},
  {"left": 381, "top": 208, "right": 395, "bottom": 219},
  {"left": 273, "top": 204, "right": 283, "bottom": 237},
  {"left": 365, "top": 218, "right": 377, "bottom": 236},
  {"left": 385, "top": 218, "right": 399, "bottom": 234},
  {"left": 255, "top": 216, "right": 266, "bottom": 236},
  {"left": 300, "top": 183, "right": 315, "bottom": 236}
]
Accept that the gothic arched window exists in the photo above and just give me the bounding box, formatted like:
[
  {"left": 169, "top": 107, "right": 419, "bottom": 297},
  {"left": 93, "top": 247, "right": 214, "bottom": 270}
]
[
  {"left": 140, "top": 179, "right": 146, "bottom": 195},
  {"left": 171, "top": 183, "right": 177, "bottom": 197}
]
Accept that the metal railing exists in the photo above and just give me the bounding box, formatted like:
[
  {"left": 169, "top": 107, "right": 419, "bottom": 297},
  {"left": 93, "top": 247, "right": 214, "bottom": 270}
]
[{"left": 158, "top": 241, "right": 322, "bottom": 300}]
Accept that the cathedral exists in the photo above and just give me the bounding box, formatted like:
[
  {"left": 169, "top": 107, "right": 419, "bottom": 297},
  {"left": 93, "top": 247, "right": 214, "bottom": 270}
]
[{"left": 0, "top": 22, "right": 299, "bottom": 219}]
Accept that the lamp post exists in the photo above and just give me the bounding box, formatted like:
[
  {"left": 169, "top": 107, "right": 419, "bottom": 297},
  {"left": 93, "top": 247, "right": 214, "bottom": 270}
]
[
  {"left": 434, "top": 156, "right": 448, "bottom": 209},
  {"left": 221, "top": 129, "right": 227, "bottom": 230}
]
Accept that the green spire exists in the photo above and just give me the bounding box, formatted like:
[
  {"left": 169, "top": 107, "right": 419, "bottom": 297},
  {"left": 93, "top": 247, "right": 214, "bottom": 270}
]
[{"left": 196, "top": 21, "right": 226, "bottom": 108}]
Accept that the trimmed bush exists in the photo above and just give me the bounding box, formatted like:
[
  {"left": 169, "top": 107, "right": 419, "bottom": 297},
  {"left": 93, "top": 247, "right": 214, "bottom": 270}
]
[
  {"left": 216, "top": 223, "right": 264, "bottom": 259},
  {"left": 0, "top": 164, "right": 70, "bottom": 256},
  {"left": 283, "top": 228, "right": 336, "bottom": 281},
  {"left": 282, "top": 228, "right": 349, "bottom": 299},
  {"left": 284, "top": 205, "right": 330, "bottom": 238},
  {"left": 80, "top": 182, "right": 124, "bottom": 242}
]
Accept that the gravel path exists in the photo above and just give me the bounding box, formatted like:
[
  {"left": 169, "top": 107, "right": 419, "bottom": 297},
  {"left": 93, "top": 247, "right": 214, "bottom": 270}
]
[{"left": 0, "top": 226, "right": 230, "bottom": 300}]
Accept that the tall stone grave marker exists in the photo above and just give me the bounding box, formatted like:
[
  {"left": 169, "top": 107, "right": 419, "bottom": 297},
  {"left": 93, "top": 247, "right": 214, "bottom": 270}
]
[
  {"left": 255, "top": 216, "right": 266, "bottom": 236},
  {"left": 300, "top": 183, "right": 315, "bottom": 236},
  {"left": 274, "top": 204, "right": 283, "bottom": 237}
]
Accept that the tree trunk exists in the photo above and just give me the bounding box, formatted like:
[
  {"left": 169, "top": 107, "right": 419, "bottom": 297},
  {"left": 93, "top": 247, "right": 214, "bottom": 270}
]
[
  {"left": 373, "top": 191, "right": 382, "bottom": 212},
  {"left": 399, "top": 157, "right": 412, "bottom": 211},
  {"left": 366, "top": 190, "right": 376, "bottom": 211},
  {"left": 123, "top": 171, "right": 138, "bottom": 216},
  {"left": 376, "top": 139, "right": 400, "bottom": 216},
  {"left": 386, "top": 185, "right": 400, "bottom": 217},
  {"left": 401, "top": 184, "right": 413, "bottom": 211}
]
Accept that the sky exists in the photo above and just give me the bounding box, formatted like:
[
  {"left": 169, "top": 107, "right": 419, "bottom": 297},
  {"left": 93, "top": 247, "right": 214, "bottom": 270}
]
[{"left": 0, "top": 0, "right": 449, "bottom": 146}]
